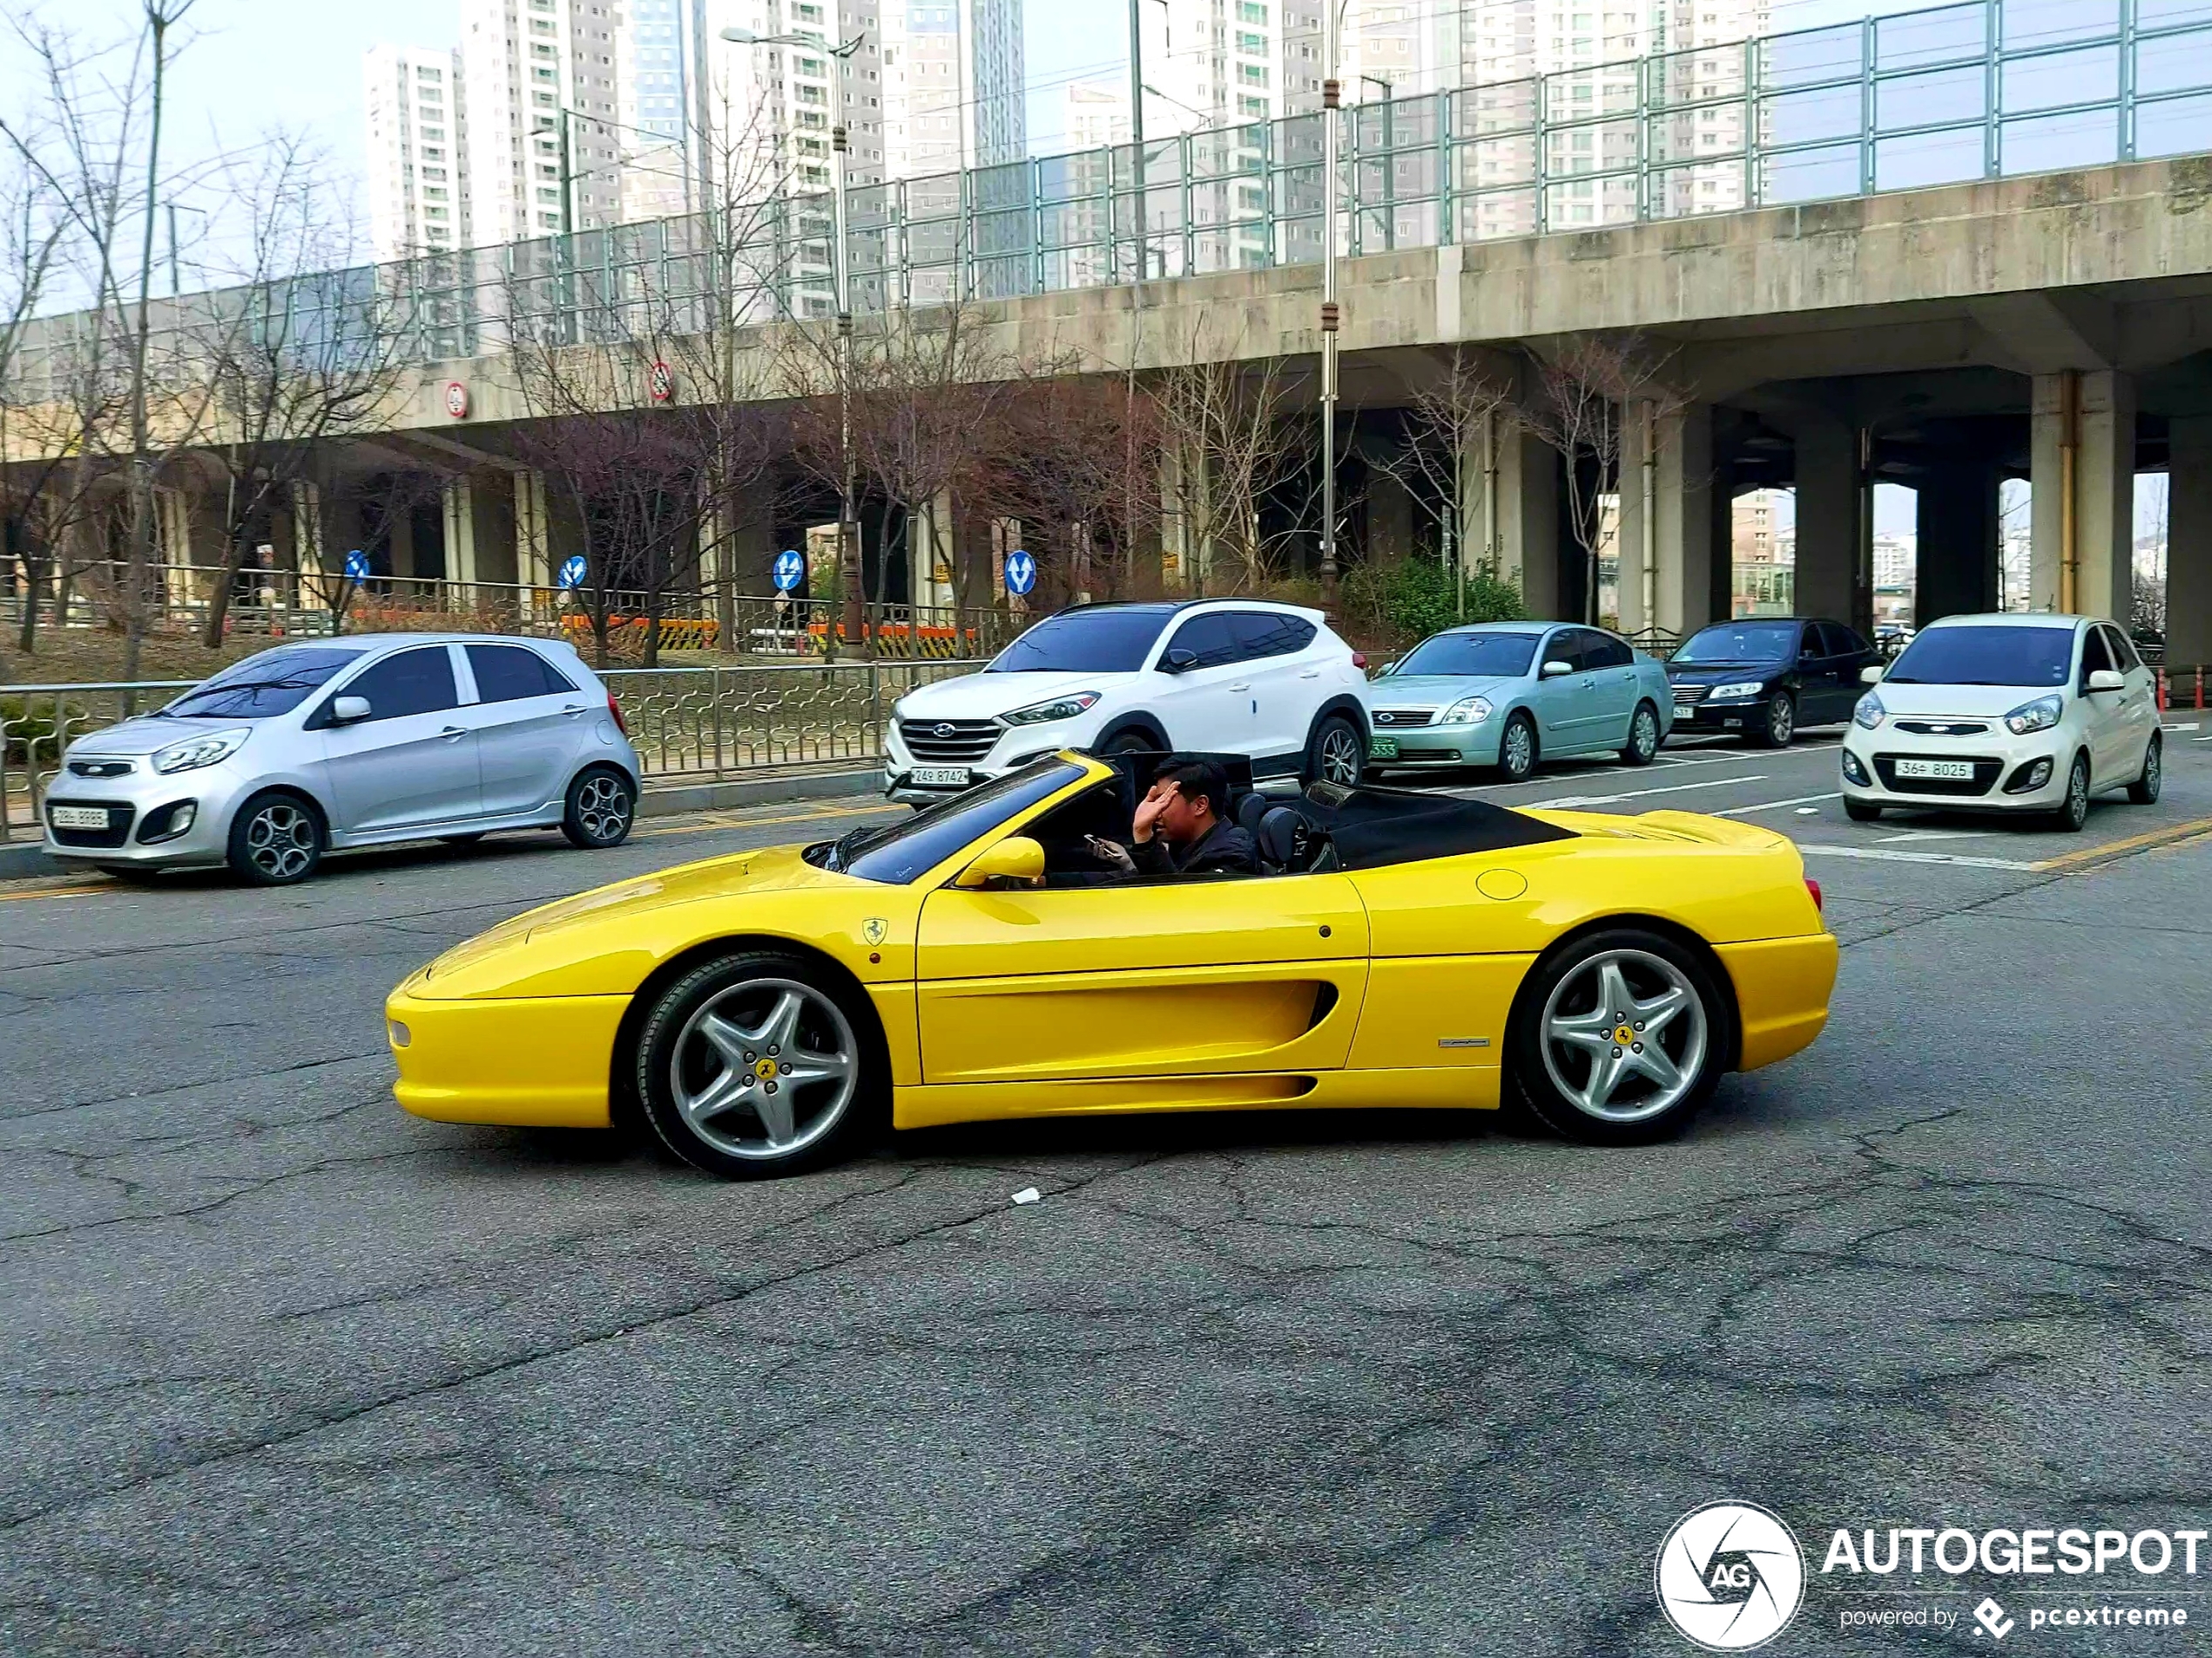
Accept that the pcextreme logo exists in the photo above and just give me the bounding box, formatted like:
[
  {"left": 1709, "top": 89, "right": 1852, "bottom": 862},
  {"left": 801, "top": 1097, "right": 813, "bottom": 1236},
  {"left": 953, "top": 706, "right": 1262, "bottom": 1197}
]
[{"left": 1656, "top": 1501, "right": 1807, "bottom": 1651}]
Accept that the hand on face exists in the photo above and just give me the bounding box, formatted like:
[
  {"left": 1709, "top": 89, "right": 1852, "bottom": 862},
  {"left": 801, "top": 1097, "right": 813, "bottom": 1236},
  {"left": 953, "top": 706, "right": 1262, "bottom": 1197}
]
[{"left": 1131, "top": 778, "right": 1178, "bottom": 843}]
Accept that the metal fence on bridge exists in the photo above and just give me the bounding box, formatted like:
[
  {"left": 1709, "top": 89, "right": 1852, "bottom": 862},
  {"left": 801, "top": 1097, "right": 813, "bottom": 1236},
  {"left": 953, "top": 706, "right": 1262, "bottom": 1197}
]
[
  {"left": 10, "top": 0, "right": 2209, "bottom": 389},
  {"left": 0, "top": 659, "right": 982, "bottom": 843}
]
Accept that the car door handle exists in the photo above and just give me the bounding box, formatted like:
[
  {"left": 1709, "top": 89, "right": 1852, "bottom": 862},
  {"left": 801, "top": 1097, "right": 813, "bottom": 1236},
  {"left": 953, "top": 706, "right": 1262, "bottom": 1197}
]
[
  {"left": 439, "top": 725, "right": 467, "bottom": 740},
  {"left": 560, "top": 703, "right": 589, "bottom": 717},
  {"left": 1228, "top": 683, "right": 1251, "bottom": 692},
  {"left": 1298, "top": 670, "right": 1321, "bottom": 679}
]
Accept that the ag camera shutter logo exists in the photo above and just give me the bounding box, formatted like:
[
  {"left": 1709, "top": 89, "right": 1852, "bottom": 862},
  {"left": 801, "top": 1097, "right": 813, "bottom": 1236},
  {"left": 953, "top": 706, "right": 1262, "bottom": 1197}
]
[{"left": 1655, "top": 1501, "right": 1806, "bottom": 1651}]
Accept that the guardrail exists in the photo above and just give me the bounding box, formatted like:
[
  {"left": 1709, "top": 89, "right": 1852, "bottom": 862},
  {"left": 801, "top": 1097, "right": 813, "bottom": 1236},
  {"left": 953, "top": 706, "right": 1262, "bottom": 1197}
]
[{"left": 0, "top": 658, "right": 984, "bottom": 843}]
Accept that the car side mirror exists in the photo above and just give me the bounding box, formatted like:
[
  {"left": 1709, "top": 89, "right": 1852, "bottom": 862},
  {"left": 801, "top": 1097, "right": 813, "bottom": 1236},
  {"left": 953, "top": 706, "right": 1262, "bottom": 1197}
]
[
  {"left": 1860, "top": 665, "right": 1885, "bottom": 684},
  {"left": 1159, "top": 648, "right": 1197, "bottom": 675},
  {"left": 1541, "top": 659, "right": 1574, "bottom": 678},
  {"left": 1374, "top": 660, "right": 1397, "bottom": 678},
  {"left": 954, "top": 835, "right": 1046, "bottom": 889},
  {"left": 330, "top": 695, "right": 372, "bottom": 725},
  {"left": 2086, "top": 668, "right": 2125, "bottom": 692}
]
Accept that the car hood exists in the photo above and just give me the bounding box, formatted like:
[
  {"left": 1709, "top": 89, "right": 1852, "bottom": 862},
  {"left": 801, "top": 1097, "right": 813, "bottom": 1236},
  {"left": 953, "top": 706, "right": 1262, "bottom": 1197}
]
[
  {"left": 1665, "top": 663, "right": 1788, "bottom": 684},
  {"left": 414, "top": 844, "right": 872, "bottom": 999},
  {"left": 1361, "top": 673, "right": 1522, "bottom": 706},
  {"left": 1869, "top": 681, "right": 2062, "bottom": 718},
  {"left": 65, "top": 714, "right": 255, "bottom": 758},
  {"left": 895, "top": 670, "right": 1114, "bottom": 721}
]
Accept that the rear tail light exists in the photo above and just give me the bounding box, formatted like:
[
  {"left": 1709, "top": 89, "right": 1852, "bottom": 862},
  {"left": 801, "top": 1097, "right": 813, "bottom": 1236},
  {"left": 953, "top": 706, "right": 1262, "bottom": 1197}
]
[
  {"left": 606, "top": 692, "right": 628, "bottom": 736},
  {"left": 1352, "top": 651, "right": 1368, "bottom": 671},
  {"left": 1805, "top": 877, "right": 1823, "bottom": 912}
]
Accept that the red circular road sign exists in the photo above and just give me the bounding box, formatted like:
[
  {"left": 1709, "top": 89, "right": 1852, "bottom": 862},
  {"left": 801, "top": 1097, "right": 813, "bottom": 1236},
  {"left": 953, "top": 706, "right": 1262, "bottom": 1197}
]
[
  {"left": 444, "top": 381, "right": 470, "bottom": 419},
  {"left": 649, "top": 361, "right": 675, "bottom": 402}
]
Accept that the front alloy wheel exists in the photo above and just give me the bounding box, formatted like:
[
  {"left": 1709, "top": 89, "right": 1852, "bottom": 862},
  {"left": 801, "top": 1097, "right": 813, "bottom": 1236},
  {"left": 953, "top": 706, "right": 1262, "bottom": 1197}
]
[
  {"left": 635, "top": 954, "right": 886, "bottom": 1178},
  {"left": 1498, "top": 712, "right": 1538, "bottom": 783},
  {"left": 1510, "top": 930, "right": 1724, "bottom": 1143},
  {"left": 1750, "top": 690, "right": 1795, "bottom": 748},
  {"left": 226, "top": 793, "right": 324, "bottom": 886}
]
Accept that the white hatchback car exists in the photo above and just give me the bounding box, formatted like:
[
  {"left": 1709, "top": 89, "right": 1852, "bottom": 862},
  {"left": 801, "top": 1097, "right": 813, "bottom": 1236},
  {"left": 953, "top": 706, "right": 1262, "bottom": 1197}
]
[
  {"left": 883, "top": 600, "right": 1371, "bottom": 805},
  {"left": 1841, "top": 612, "right": 2161, "bottom": 831}
]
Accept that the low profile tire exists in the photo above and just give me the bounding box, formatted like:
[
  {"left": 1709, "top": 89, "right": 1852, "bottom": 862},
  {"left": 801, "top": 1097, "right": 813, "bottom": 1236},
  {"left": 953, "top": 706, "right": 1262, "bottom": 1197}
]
[
  {"left": 225, "top": 791, "right": 324, "bottom": 886},
  {"left": 2053, "top": 752, "right": 2092, "bottom": 832},
  {"left": 1497, "top": 711, "right": 1539, "bottom": 784},
  {"left": 1507, "top": 927, "right": 1729, "bottom": 1145},
  {"left": 2128, "top": 733, "right": 2162, "bottom": 805},
  {"left": 1305, "top": 713, "right": 1366, "bottom": 788},
  {"left": 562, "top": 764, "right": 636, "bottom": 849},
  {"left": 1843, "top": 798, "right": 1883, "bottom": 823},
  {"left": 1748, "top": 690, "right": 1796, "bottom": 748},
  {"left": 1619, "top": 701, "right": 1661, "bottom": 767},
  {"left": 634, "top": 952, "right": 888, "bottom": 1179}
]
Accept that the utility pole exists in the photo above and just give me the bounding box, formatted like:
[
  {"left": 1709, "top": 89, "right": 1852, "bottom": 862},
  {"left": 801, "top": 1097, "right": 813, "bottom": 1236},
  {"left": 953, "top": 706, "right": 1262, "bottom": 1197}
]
[
  {"left": 1318, "top": 1, "right": 1341, "bottom": 604},
  {"left": 833, "top": 118, "right": 861, "bottom": 658},
  {"left": 1127, "top": 0, "right": 1145, "bottom": 283}
]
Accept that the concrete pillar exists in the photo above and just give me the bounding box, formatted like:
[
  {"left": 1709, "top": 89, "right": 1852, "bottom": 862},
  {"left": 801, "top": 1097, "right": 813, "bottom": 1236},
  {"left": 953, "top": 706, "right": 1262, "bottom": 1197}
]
[
  {"left": 2031, "top": 370, "right": 2135, "bottom": 619},
  {"left": 1796, "top": 415, "right": 1867, "bottom": 631},
  {"left": 1914, "top": 459, "right": 2000, "bottom": 624},
  {"left": 464, "top": 472, "right": 520, "bottom": 587},
  {"left": 515, "top": 468, "right": 553, "bottom": 590},
  {"left": 914, "top": 489, "right": 956, "bottom": 610},
  {"left": 1462, "top": 414, "right": 1562, "bottom": 619},
  {"left": 1617, "top": 401, "right": 1723, "bottom": 639},
  {"left": 442, "top": 477, "right": 478, "bottom": 587},
  {"left": 2168, "top": 417, "right": 2212, "bottom": 671}
]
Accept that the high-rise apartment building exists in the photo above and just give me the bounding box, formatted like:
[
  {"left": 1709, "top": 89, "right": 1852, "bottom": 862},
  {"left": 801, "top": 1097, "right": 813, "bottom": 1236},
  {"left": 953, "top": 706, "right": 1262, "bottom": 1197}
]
[
  {"left": 461, "top": 0, "right": 624, "bottom": 246},
  {"left": 364, "top": 46, "right": 470, "bottom": 262},
  {"left": 617, "top": 0, "right": 698, "bottom": 220},
  {"left": 880, "top": 0, "right": 1026, "bottom": 179}
]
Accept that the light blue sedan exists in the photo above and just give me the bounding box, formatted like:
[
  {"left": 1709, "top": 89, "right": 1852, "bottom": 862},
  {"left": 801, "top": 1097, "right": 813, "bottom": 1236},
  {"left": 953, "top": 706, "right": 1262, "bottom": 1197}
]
[{"left": 1359, "top": 622, "right": 1676, "bottom": 783}]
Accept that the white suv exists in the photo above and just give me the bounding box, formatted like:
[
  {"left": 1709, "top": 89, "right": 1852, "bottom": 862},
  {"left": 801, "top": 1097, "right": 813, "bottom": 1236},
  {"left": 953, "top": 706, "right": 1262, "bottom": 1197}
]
[
  {"left": 1841, "top": 612, "right": 2161, "bottom": 832},
  {"left": 884, "top": 600, "right": 1371, "bottom": 805}
]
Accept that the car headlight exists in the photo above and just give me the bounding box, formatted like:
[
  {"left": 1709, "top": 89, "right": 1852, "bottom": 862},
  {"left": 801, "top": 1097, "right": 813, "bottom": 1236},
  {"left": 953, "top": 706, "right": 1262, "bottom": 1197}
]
[
  {"left": 150, "top": 728, "right": 250, "bottom": 774},
  {"left": 2003, "top": 693, "right": 2063, "bottom": 736},
  {"left": 1708, "top": 680, "right": 1765, "bottom": 701},
  {"left": 1852, "top": 691, "right": 1885, "bottom": 731},
  {"left": 1001, "top": 691, "right": 1101, "bottom": 725},
  {"left": 1440, "top": 695, "right": 1493, "bottom": 725}
]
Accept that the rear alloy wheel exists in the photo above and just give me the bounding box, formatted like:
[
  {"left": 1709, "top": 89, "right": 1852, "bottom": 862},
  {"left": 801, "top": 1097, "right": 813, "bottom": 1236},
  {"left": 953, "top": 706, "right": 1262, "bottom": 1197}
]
[
  {"left": 1306, "top": 714, "right": 1366, "bottom": 788},
  {"left": 634, "top": 953, "right": 887, "bottom": 1179},
  {"left": 1749, "top": 690, "right": 1795, "bottom": 748},
  {"left": 2128, "top": 733, "right": 2162, "bottom": 805},
  {"left": 2053, "top": 752, "right": 2091, "bottom": 832},
  {"left": 1497, "top": 711, "right": 1538, "bottom": 784},
  {"left": 1509, "top": 929, "right": 1726, "bottom": 1144},
  {"left": 1619, "top": 701, "right": 1661, "bottom": 766},
  {"left": 226, "top": 792, "right": 324, "bottom": 886},
  {"left": 562, "top": 765, "right": 636, "bottom": 849}
]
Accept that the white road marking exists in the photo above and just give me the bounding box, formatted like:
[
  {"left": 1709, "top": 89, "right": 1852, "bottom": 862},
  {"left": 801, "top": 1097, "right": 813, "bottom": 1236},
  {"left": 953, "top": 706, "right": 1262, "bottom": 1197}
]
[
  {"left": 1527, "top": 775, "right": 1771, "bottom": 810},
  {"left": 1711, "top": 792, "right": 1840, "bottom": 818},
  {"left": 2163, "top": 721, "right": 2200, "bottom": 732},
  {"left": 1877, "top": 830, "right": 1993, "bottom": 845},
  {"left": 1797, "top": 844, "right": 2040, "bottom": 871}
]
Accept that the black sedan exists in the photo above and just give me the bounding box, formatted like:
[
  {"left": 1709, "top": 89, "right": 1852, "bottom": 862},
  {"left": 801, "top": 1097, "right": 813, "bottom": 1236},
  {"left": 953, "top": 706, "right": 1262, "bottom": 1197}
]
[{"left": 1663, "top": 617, "right": 1879, "bottom": 746}]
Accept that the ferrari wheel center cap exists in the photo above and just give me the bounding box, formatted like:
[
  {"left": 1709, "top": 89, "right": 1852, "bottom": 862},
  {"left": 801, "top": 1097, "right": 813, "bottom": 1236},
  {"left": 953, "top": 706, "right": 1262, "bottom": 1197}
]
[
  {"left": 754, "top": 1058, "right": 779, "bottom": 1081},
  {"left": 1614, "top": 1023, "right": 1635, "bottom": 1044}
]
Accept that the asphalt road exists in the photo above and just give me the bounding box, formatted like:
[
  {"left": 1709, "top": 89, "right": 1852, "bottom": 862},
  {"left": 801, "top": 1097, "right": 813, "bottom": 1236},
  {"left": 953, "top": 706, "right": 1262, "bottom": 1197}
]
[{"left": 3, "top": 720, "right": 2209, "bottom": 1656}]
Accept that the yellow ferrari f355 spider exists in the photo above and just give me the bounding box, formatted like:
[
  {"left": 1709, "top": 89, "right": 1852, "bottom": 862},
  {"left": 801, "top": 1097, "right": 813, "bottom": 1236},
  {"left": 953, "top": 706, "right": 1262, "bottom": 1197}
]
[{"left": 386, "top": 751, "right": 1837, "bottom": 1178}]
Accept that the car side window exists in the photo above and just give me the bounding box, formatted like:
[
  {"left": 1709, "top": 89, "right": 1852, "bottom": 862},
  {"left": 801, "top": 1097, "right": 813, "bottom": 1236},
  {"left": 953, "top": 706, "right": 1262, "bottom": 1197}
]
[
  {"left": 1829, "top": 623, "right": 1871, "bottom": 658},
  {"left": 467, "top": 643, "right": 576, "bottom": 703},
  {"left": 1588, "top": 633, "right": 1633, "bottom": 669},
  {"left": 1163, "top": 613, "right": 1244, "bottom": 670},
  {"left": 1538, "top": 631, "right": 1582, "bottom": 673},
  {"left": 1230, "top": 610, "right": 1316, "bottom": 661},
  {"left": 2080, "top": 627, "right": 2114, "bottom": 682},
  {"left": 2104, "top": 626, "right": 2141, "bottom": 673},
  {"left": 338, "top": 647, "right": 460, "bottom": 722}
]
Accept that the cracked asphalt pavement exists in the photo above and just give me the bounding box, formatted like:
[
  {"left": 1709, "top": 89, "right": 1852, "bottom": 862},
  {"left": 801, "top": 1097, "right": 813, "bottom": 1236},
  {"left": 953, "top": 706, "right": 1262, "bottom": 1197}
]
[{"left": 3, "top": 729, "right": 2209, "bottom": 1655}]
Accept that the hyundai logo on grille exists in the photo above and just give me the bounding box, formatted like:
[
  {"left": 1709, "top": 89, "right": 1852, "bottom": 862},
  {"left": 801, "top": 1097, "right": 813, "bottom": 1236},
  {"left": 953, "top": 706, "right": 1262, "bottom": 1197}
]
[{"left": 932, "top": 722, "right": 955, "bottom": 738}]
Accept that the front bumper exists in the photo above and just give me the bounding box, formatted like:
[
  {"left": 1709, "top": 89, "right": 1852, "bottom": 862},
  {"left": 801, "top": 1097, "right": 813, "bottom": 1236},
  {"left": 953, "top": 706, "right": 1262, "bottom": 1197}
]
[
  {"left": 880, "top": 718, "right": 1083, "bottom": 805},
  {"left": 40, "top": 761, "right": 261, "bottom": 868},
  {"left": 1838, "top": 725, "right": 2067, "bottom": 810},
  {"left": 1367, "top": 720, "right": 1503, "bottom": 767},
  {"left": 1667, "top": 695, "right": 1767, "bottom": 732},
  {"left": 386, "top": 983, "right": 627, "bottom": 1129}
]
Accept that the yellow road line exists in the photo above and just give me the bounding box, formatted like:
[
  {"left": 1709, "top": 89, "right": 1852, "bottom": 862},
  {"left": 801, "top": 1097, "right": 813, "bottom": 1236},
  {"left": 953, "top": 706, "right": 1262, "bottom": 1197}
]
[
  {"left": 0, "top": 882, "right": 110, "bottom": 904},
  {"left": 2029, "top": 814, "right": 2212, "bottom": 873}
]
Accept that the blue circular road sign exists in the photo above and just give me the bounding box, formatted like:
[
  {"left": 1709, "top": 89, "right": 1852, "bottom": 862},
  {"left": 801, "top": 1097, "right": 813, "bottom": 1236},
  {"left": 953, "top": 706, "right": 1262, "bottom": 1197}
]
[
  {"left": 1004, "top": 548, "right": 1036, "bottom": 597},
  {"left": 772, "top": 548, "right": 806, "bottom": 592},
  {"left": 342, "top": 549, "right": 370, "bottom": 582},
  {"left": 558, "top": 555, "right": 589, "bottom": 590}
]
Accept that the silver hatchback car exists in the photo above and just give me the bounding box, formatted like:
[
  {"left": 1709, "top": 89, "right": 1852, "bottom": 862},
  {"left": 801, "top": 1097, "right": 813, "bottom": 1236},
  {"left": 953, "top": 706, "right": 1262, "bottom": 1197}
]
[{"left": 43, "top": 633, "right": 643, "bottom": 885}]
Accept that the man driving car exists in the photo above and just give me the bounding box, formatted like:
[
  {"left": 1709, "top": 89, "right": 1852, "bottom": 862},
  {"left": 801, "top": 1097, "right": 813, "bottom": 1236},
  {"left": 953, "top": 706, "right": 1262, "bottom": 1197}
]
[{"left": 1084, "top": 756, "right": 1258, "bottom": 879}]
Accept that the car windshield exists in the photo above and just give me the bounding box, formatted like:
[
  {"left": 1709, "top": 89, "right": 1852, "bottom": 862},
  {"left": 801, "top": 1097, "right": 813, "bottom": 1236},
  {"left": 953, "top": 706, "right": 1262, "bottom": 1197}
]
[
  {"left": 984, "top": 607, "right": 1175, "bottom": 673},
  {"left": 819, "top": 758, "right": 1088, "bottom": 885},
  {"left": 159, "top": 647, "right": 364, "bottom": 718},
  {"left": 1672, "top": 623, "right": 1798, "bottom": 664},
  {"left": 1392, "top": 632, "right": 1539, "bottom": 678},
  {"left": 1885, "top": 625, "right": 2074, "bottom": 687}
]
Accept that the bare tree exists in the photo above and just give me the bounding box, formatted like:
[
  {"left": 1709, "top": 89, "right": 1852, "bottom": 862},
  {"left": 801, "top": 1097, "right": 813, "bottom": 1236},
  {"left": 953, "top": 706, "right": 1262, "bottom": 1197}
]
[
  {"left": 988, "top": 369, "right": 1164, "bottom": 606},
  {"left": 1518, "top": 334, "right": 1686, "bottom": 626},
  {"left": 1372, "top": 346, "right": 1517, "bottom": 618},
  {"left": 1153, "top": 322, "right": 1309, "bottom": 595}
]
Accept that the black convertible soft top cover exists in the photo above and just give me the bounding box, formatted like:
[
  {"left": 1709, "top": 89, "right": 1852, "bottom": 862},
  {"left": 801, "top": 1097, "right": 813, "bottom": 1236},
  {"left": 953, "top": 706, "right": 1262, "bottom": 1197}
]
[{"left": 1293, "top": 779, "right": 1577, "bottom": 870}]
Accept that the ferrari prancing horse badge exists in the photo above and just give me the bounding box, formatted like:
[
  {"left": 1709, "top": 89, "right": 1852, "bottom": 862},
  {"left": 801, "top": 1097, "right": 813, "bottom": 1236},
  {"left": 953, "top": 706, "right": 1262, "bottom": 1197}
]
[{"left": 862, "top": 918, "right": 888, "bottom": 946}]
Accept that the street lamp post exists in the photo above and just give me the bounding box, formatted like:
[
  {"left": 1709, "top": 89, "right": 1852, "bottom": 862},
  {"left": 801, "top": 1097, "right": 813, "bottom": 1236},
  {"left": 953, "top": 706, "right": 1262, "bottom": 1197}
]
[
  {"left": 1318, "top": 3, "right": 1342, "bottom": 603},
  {"left": 721, "top": 27, "right": 868, "bottom": 655}
]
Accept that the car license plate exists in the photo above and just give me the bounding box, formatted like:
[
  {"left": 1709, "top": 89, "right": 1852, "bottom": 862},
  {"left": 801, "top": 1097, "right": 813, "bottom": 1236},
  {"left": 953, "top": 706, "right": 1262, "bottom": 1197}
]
[
  {"left": 1368, "top": 736, "right": 1399, "bottom": 759},
  {"left": 1895, "top": 758, "right": 1974, "bottom": 780},
  {"left": 908, "top": 765, "right": 970, "bottom": 787},
  {"left": 1672, "top": 704, "right": 1696, "bottom": 721},
  {"left": 49, "top": 805, "right": 112, "bottom": 830}
]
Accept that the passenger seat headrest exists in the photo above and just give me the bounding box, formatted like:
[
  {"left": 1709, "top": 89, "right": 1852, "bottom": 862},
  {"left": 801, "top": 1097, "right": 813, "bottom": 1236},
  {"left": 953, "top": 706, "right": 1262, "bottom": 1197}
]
[
  {"left": 1235, "top": 792, "right": 1271, "bottom": 833},
  {"left": 1258, "top": 805, "right": 1304, "bottom": 869}
]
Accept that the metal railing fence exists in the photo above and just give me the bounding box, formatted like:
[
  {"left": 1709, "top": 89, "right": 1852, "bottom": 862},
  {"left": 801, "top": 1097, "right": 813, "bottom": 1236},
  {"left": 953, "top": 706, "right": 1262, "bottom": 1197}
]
[
  {"left": 0, "top": 658, "right": 982, "bottom": 842},
  {"left": 10, "top": 0, "right": 2208, "bottom": 394}
]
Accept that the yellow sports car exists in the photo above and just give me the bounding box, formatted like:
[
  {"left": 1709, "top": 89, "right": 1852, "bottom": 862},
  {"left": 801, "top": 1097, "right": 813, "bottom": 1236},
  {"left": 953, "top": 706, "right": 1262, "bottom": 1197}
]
[{"left": 386, "top": 752, "right": 1837, "bottom": 1178}]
